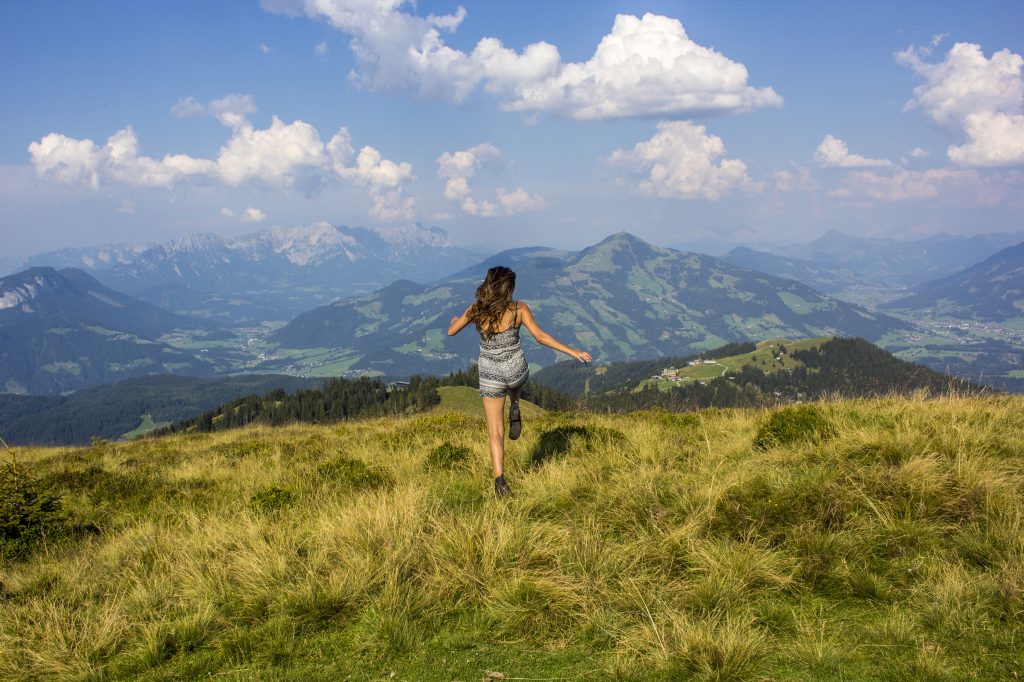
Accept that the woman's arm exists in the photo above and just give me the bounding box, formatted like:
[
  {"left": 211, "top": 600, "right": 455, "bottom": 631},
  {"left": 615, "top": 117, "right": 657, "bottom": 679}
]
[
  {"left": 447, "top": 306, "right": 473, "bottom": 336},
  {"left": 518, "top": 302, "right": 592, "bottom": 363}
]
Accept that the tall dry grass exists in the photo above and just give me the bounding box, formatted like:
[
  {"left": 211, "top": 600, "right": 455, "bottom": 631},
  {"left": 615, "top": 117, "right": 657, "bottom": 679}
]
[{"left": 1, "top": 395, "right": 1022, "bottom": 679}]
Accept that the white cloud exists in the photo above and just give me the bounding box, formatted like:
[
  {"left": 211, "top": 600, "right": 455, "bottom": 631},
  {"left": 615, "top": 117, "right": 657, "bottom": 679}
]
[
  {"left": 117, "top": 199, "right": 136, "bottom": 214},
  {"left": 831, "top": 167, "right": 1021, "bottom": 206},
  {"left": 221, "top": 206, "right": 268, "bottom": 222},
  {"left": 314, "top": 41, "right": 328, "bottom": 56},
  {"left": 260, "top": 2, "right": 781, "bottom": 121},
  {"left": 436, "top": 143, "right": 544, "bottom": 216},
  {"left": 908, "top": 147, "right": 929, "bottom": 158},
  {"left": 608, "top": 121, "right": 754, "bottom": 200},
  {"left": 259, "top": 43, "right": 272, "bottom": 54},
  {"left": 243, "top": 207, "right": 267, "bottom": 222},
  {"left": 171, "top": 94, "right": 258, "bottom": 127},
  {"left": 770, "top": 167, "right": 817, "bottom": 192},
  {"left": 898, "top": 41, "right": 1024, "bottom": 166},
  {"left": 948, "top": 111, "right": 1024, "bottom": 167},
  {"left": 29, "top": 97, "right": 416, "bottom": 222},
  {"left": 814, "top": 134, "right": 892, "bottom": 168}
]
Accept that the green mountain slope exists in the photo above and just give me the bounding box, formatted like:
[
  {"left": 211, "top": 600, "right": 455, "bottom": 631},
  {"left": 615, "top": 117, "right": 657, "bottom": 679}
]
[
  {"left": 269, "top": 233, "right": 910, "bottom": 376},
  {"left": 0, "top": 267, "right": 219, "bottom": 394},
  {"left": 882, "top": 241, "right": 1024, "bottom": 321},
  {"left": 532, "top": 337, "right": 978, "bottom": 410}
]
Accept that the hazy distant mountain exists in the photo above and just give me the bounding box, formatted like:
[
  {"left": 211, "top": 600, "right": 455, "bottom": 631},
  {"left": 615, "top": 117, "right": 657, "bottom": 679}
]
[
  {"left": 0, "top": 267, "right": 214, "bottom": 394},
  {"left": 721, "top": 247, "right": 884, "bottom": 295},
  {"left": 770, "top": 229, "right": 1024, "bottom": 286},
  {"left": 270, "top": 232, "right": 910, "bottom": 376},
  {"left": 882, "top": 241, "right": 1024, "bottom": 321},
  {"left": 22, "top": 223, "right": 481, "bottom": 323},
  {"left": 22, "top": 242, "right": 151, "bottom": 273}
]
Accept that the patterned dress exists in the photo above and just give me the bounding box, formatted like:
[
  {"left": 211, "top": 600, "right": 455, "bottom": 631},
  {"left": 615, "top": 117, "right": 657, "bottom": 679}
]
[{"left": 478, "top": 301, "right": 529, "bottom": 398}]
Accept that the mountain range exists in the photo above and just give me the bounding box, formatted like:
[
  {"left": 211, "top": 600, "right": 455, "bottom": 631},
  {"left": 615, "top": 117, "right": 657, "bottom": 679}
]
[
  {"left": 0, "top": 267, "right": 215, "bottom": 394},
  {"left": 721, "top": 246, "right": 887, "bottom": 297},
  {"left": 16, "top": 223, "right": 481, "bottom": 323},
  {"left": 882, "top": 240, "right": 1024, "bottom": 321},
  {"left": 269, "top": 232, "right": 910, "bottom": 376},
  {"left": 769, "top": 229, "right": 1024, "bottom": 286}
]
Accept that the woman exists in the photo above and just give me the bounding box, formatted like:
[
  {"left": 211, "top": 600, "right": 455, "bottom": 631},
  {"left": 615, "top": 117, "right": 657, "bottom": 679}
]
[{"left": 448, "top": 266, "right": 592, "bottom": 497}]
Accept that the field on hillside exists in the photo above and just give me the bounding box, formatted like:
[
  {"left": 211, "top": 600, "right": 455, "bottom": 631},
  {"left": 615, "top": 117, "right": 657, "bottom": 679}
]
[
  {"left": 644, "top": 338, "right": 826, "bottom": 391},
  {"left": 2, "top": 394, "right": 1023, "bottom": 680}
]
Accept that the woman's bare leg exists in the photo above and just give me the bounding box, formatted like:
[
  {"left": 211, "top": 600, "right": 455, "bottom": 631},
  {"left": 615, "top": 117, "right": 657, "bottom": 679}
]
[{"left": 482, "top": 396, "right": 506, "bottom": 477}]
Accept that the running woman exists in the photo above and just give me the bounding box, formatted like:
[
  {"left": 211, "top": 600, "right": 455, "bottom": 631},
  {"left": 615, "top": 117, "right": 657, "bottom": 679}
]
[{"left": 447, "top": 266, "right": 592, "bottom": 497}]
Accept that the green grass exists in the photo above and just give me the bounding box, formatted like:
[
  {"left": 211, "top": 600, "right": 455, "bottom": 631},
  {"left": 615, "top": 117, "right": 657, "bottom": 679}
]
[
  {"left": 433, "top": 386, "right": 543, "bottom": 420},
  {"left": 646, "top": 337, "right": 827, "bottom": 390},
  {"left": 2, "top": 393, "right": 1023, "bottom": 680},
  {"left": 121, "top": 413, "right": 172, "bottom": 441}
]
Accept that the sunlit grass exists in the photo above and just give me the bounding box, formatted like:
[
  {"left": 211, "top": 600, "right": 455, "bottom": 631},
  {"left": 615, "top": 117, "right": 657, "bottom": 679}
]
[{"left": 1, "top": 392, "right": 1023, "bottom": 679}]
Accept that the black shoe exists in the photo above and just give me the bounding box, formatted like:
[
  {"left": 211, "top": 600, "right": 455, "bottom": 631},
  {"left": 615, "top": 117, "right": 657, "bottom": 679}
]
[
  {"left": 508, "top": 400, "right": 522, "bottom": 440},
  {"left": 494, "top": 475, "right": 511, "bottom": 498}
]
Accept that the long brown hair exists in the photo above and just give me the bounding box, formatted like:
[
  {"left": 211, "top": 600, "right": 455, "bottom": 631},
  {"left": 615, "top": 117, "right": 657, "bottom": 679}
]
[{"left": 468, "top": 266, "right": 516, "bottom": 336}]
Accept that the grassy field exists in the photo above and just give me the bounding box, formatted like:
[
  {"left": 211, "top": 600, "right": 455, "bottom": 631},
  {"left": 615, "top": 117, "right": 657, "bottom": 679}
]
[
  {"left": 645, "top": 337, "right": 827, "bottom": 391},
  {"left": 120, "top": 413, "right": 172, "bottom": 441},
  {"left": 2, "top": 392, "right": 1023, "bottom": 680}
]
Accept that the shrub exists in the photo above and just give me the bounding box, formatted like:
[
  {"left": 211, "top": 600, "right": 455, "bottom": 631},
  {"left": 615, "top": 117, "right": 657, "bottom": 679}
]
[
  {"left": 0, "top": 458, "right": 64, "bottom": 560},
  {"left": 426, "top": 442, "right": 471, "bottom": 470},
  {"left": 530, "top": 425, "right": 627, "bottom": 466},
  {"left": 317, "top": 456, "right": 393, "bottom": 492},
  {"left": 249, "top": 486, "right": 295, "bottom": 514},
  {"left": 753, "top": 405, "right": 835, "bottom": 450}
]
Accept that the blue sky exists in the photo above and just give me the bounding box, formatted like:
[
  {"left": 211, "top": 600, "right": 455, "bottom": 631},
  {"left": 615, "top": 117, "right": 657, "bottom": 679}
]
[{"left": 2, "top": 0, "right": 1023, "bottom": 258}]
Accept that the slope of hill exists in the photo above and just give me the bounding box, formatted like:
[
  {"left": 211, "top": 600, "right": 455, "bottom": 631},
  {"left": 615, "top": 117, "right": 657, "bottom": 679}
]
[
  {"left": 533, "top": 337, "right": 979, "bottom": 411},
  {"left": 270, "top": 232, "right": 909, "bottom": 376},
  {"left": 23, "top": 223, "right": 481, "bottom": 323},
  {"left": 882, "top": 241, "right": 1024, "bottom": 321},
  {"left": 4, "top": 395, "right": 1022, "bottom": 679},
  {"left": 0, "top": 268, "right": 216, "bottom": 394},
  {"left": 721, "top": 246, "right": 900, "bottom": 305},
  {"left": 0, "top": 374, "right": 322, "bottom": 445},
  {"left": 771, "top": 229, "right": 1024, "bottom": 286}
]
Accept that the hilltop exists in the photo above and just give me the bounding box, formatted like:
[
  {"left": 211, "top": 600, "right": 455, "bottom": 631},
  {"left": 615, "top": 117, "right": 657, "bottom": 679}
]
[
  {"left": 532, "top": 337, "right": 975, "bottom": 409},
  {"left": 2, "top": 395, "right": 1022, "bottom": 679}
]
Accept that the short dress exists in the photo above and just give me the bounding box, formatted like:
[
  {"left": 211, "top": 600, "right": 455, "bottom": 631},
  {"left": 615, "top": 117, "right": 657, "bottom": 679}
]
[{"left": 478, "top": 301, "right": 529, "bottom": 399}]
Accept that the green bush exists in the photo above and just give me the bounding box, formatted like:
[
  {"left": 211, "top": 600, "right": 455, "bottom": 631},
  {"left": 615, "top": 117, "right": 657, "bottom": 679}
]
[
  {"left": 249, "top": 486, "right": 295, "bottom": 514},
  {"left": 753, "top": 405, "right": 835, "bottom": 450},
  {"left": 426, "top": 442, "right": 471, "bottom": 470},
  {"left": 316, "top": 457, "right": 393, "bottom": 492},
  {"left": 530, "top": 425, "right": 627, "bottom": 465},
  {"left": 0, "top": 458, "right": 64, "bottom": 560}
]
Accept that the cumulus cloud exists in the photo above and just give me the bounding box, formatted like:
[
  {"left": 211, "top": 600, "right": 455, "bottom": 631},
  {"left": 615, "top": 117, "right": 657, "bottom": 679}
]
[
  {"left": 259, "top": 43, "right": 272, "bottom": 54},
  {"left": 260, "top": 2, "right": 781, "bottom": 120},
  {"left": 436, "top": 143, "right": 544, "bottom": 216},
  {"left": 814, "top": 134, "right": 893, "bottom": 168},
  {"left": 608, "top": 121, "right": 754, "bottom": 200},
  {"left": 908, "top": 147, "right": 929, "bottom": 158},
  {"left": 897, "top": 41, "right": 1024, "bottom": 166},
  {"left": 29, "top": 97, "right": 416, "bottom": 221}
]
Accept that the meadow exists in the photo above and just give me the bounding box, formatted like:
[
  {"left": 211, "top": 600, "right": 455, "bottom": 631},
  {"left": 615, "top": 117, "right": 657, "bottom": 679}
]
[{"left": 1, "top": 390, "right": 1022, "bottom": 680}]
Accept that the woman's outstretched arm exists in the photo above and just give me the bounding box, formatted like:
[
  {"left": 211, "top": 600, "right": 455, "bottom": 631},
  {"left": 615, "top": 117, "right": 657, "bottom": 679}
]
[
  {"left": 447, "top": 306, "right": 473, "bottom": 336},
  {"left": 519, "top": 302, "right": 592, "bottom": 363}
]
